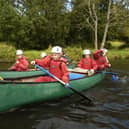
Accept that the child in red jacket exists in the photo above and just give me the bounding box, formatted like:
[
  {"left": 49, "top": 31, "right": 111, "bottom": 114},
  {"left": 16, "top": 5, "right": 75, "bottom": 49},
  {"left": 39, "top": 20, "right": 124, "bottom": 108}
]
[
  {"left": 9, "top": 50, "right": 29, "bottom": 71},
  {"left": 93, "top": 48, "right": 111, "bottom": 70},
  {"left": 31, "top": 46, "right": 69, "bottom": 84},
  {"left": 77, "top": 49, "right": 97, "bottom": 76}
]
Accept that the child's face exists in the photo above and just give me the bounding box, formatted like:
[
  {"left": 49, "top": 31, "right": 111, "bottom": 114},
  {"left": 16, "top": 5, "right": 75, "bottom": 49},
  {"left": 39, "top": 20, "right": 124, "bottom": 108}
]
[
  {"left": 17, "top": 55, "right": 23, "bottom": 59},
  {"left": 51, "top": 53, "right": 62, "bottom": 60},
  {"left": 84, "top": 54, "right": 90, "bottom": 58},
  {"left": 102, "top": 52, "right": 106, "bottom": 56},
  {"left": 99, "top": 52, "right": 103, "bottom": 56}
]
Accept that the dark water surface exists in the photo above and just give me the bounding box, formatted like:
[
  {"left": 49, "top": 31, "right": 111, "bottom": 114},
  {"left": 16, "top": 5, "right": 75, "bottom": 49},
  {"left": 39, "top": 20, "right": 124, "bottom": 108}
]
[{"left": 0, "top": 60, "right": 129, "bottom": 129}]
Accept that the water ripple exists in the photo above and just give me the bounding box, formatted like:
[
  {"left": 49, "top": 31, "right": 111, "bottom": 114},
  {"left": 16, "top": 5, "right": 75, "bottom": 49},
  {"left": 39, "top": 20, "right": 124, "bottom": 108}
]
[{"left": 0, "top": 70, "right": 129, "bottom": 129}]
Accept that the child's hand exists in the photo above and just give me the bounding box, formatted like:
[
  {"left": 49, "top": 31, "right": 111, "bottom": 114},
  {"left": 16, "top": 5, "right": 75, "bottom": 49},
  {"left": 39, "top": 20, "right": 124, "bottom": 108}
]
[{"left": 31, "top": 61, "right": 36, "bottom": 65}]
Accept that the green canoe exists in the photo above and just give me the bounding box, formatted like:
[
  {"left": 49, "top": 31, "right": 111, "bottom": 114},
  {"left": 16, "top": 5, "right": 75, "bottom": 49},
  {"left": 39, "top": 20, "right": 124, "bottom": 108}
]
[
  {"left": 0, "top": 70, "right": 46, "bottom": 79},
  {"left": 0, "top": 64, "right": 75, "bottom": 79},
  {"left": 0, "top": 72, "right": 105, "bottom": 112}
]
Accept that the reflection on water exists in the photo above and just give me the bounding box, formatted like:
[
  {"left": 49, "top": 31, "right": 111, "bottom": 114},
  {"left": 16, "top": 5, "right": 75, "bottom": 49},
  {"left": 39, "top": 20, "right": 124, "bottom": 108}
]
[{"left": 0, "top": 61, "right": 129, "bottom": 129}]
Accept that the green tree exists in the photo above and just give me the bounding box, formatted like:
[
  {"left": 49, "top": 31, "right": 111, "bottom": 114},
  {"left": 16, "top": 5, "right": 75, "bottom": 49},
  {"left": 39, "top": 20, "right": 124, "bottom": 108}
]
[
  {"left": 69, "top": 0, "right": 129, "bottom": 49},
  {"left": 0, "top": 0, "right": 20, "bottom": 42},
  {"left": 0, "top": 0, "right": 71, "bottom": 49},
  {"left": 14, "top": 0, "right": 71, "bottom": 49},
  {"left": 108, "top": 0, "right": 129, "bottom": 42}
]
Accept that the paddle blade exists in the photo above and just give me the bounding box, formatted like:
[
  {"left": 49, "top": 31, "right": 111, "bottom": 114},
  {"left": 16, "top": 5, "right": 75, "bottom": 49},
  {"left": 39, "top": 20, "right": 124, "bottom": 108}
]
[{"left": 111, "top": 74, "right": 119, "bottom": 81}]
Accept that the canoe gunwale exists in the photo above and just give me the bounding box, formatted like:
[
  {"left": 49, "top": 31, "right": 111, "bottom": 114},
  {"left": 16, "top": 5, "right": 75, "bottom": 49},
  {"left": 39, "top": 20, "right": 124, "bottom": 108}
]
[
  {"left": 0, "top": 72, "right": 103, "bottom": 85},
  {"left": 3, "top": 74, "right": 45, "bottom": 80},
  {"left": 0, "top": 70, "right": 37, "bottom": 72},
  {"left": 0, "top": 70, "right": 45, "bottom": 79},
  {"left": 0, "top": 74, "right": 87, "bottom": 84}
]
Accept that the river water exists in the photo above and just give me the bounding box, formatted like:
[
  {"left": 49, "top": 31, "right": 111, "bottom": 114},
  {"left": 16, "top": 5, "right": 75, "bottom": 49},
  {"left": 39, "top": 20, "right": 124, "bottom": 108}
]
[{"left": 0, "top": 60, "right": 129, "bottom": 129}]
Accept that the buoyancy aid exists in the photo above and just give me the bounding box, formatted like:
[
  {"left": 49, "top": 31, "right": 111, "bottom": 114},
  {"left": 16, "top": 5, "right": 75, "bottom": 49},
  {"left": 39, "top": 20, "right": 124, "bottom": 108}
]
[
  {"left": 77, "top": 57, "right": 98, "bottom": 70},
  {"left": 11, "top": 56, "right": 29, "bottom": 71},
  {"left": 95, "top": 56, "right": 110, "bottom": 70},
  {"left": 35, "top": 56, "right": 69, "bottom": 83}
]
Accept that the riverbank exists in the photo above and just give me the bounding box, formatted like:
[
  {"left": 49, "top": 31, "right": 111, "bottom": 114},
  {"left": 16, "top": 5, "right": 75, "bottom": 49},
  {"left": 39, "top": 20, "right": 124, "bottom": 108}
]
[
  {"left": 0, "top": 42, "right": 129, "bottom": 62},
  {"left": 108, "top": 49, "right": 129, "bottom": 59},
  {"left": 1, "top": 48, "right": 129, "bottom": 63},
  {"left": 24, "top": 48, "right": 129, "bottom": 62}
]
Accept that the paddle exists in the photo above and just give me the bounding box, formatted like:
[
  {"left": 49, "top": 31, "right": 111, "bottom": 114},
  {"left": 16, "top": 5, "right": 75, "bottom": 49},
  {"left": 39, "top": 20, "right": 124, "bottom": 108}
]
[
  {"left": 97, "top": 71, "right": 119, "bottom": 81},
  {"left": 105, "top": 68, "right": 120, "bottom": 81},
  {"left": 110, "top": 72, "right": 119, "bottom": 81},
  {"left": 35, "top": 64, "right": 93, "bottom": 104}
]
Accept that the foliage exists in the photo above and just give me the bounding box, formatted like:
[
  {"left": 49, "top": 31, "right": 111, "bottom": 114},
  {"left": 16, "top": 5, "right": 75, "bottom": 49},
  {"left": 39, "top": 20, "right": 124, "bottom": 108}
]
[
  {"left": 108, "top": 49, "right": 129, "bottom": 59},
  {"left": 0, "top": 0, "right": 71, "bottom": 49},
  {"left": 64, "top": 46, "right": 83, "bottom": 63},
  {"left": 1, "top": 42, "right": 129, "bottom": 63},
  {"left": 108, "top": 40, "right": 125, "bottom": 49},
  {"left": 0, "top": 0, "right": 129, "bottom": 49},
  {"left": 108, "top": 0, "right": 129, "bottom": 42},
  {"left": 24, "top": 45, "right": 83, "bottom": 63},
  {"left": 0, "top": 42, "right": 16, "bottom": 62},
  {"left": 23, "top": 46, "right": 129, "bottom": 64}
]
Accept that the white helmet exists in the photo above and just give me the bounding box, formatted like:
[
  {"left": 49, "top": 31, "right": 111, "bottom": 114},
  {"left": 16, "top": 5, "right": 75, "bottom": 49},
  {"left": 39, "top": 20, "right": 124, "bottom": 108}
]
[
  {"left": 51, "top": 46, "right": 62, "bottom": 53},
  {"left": 41, "top": 52, "right": 47, "bottom": 58},
  {"left": 83, "top": 49, "right": 91, "bottom": 55},
  {"left": 16, "top": 50, "right": 23, "bottom": 55},
  {"left": 101, "top": 48, "right": 108, "bottom": 55}
]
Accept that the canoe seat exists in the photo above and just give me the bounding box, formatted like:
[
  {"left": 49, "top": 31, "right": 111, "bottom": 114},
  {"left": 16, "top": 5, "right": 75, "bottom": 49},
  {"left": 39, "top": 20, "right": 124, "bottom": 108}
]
[{"left": 69, "top": 73, "right": 85, "bottom": 80}]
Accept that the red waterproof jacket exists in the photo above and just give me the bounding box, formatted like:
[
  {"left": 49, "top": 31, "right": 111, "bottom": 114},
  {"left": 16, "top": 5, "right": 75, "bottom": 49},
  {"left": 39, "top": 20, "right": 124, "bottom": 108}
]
[
  {"left": 35, "top": 56, "right": 69, "bottom": 83},
  {"left": 93, "top": 50, "right": 110, "bottom": 70},
  {"left": 36, "top": 55, "right": 67, "bottom": 64},
  {"left": 11, "top": 56, "right": 29, "bottom": 71},
  {"left": 77, "top": 57, "right": 98, "bottom": 70},
  {"left": 35, "top": 55, "right": 50, "bottom": 69},
  {"left": 95, "top": 56, "right": 110, "bottom": 70},
  {"left": 60, "top": 57, "right": 67, "bottom": 63}
]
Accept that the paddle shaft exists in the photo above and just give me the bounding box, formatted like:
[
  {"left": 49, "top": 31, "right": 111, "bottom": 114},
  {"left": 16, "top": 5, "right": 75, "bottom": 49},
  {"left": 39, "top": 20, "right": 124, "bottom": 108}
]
[
  {"left": 97, "top": 70, "right": 119, "bottom": 81},
  {"left": 97, "top": 71, "right": 119, "bottom": 75},
  {"left": 35, "top": 64, "right": 92, "bottom": 103}
]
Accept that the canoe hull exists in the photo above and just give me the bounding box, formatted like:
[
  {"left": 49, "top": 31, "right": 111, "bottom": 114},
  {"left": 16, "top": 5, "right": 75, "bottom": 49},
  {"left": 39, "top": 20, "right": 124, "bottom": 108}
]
[
  {"left": 0, "top": 72, "right": 105, "bottom": 112},
  {"left": 0, "top": 70, "right": 45, "bottom": 79}
]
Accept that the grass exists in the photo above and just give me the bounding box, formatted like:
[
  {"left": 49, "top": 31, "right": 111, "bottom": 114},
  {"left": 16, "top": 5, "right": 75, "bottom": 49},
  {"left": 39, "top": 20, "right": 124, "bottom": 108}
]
[
  {"left": 1, "top": 41, "right": 129, "bottom": 63},
  {"left": 108, "top": 49, "right": 129, "bottom": 59},
  {"left": 24, "top": 48, "right": 129, "bottom": 64},
  {"left": 0, "top": 42, "right": 16, "bottom": 62},
  {"left": 108, "top": 40, "right": 125, "bottom": 48}
]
